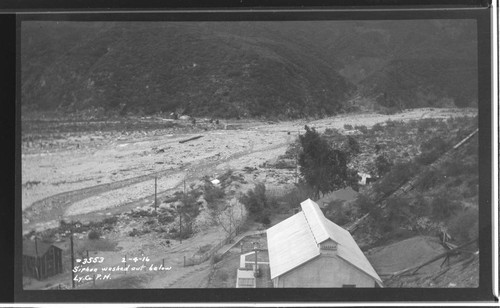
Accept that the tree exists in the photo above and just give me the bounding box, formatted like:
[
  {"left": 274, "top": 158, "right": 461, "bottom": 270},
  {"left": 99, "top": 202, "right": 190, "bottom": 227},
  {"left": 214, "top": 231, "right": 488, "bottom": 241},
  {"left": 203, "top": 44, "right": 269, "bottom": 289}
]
[
  {"left": 298, "top": 125, "right": 358, "bottom": 198},
  {"left": 343, "top": 136, "right": 361, "bottom": 158},
  {"left": 210, "top": 198, "right": 246, "bottom": 238},
  {"left": 239, "top": 183, "right": 274, "bottom": 223}
]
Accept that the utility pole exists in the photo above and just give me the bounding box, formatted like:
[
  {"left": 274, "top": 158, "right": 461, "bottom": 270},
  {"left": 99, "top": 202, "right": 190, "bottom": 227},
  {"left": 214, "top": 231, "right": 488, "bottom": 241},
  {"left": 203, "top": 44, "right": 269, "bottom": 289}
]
[
  {"left": 34, "top": 236, "right": 39, "bottom": 280},
  {"left": 295, "top": 152, "right": 298, "bottom": 184},
  {"left": 295, "top": 129, "right": 300, "bottom": 184},
  {"left": 70, "top": 234, "right": 75, "bottom": 288},
  {"left": 154, "top": 176, "right": 157, "bottom": 215},
  {"left": 253, "top": 242, "right": 259, "bottom": 278},
  {"left": 180, "top": 178, "right": 186, "bottom": 244}
]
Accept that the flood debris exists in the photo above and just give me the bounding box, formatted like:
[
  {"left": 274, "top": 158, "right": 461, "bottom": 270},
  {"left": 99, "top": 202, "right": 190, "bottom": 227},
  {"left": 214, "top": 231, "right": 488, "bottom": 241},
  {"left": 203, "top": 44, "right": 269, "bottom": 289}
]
[{"left": 179, "top": 135, "right": 203, "bottom": 144}]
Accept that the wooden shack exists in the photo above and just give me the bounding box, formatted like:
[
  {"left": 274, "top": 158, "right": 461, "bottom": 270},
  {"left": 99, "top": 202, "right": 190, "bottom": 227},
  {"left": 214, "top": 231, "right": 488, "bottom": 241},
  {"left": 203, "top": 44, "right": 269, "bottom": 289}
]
[{"left": 23, "top": 239, "right": 63, "bottom": 280}]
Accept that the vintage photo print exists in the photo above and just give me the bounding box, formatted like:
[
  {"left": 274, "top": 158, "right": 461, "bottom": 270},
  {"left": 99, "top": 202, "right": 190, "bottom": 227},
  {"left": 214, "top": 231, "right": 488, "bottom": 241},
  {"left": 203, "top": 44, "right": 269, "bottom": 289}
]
[{"left": 15, "top": 5, "right": 494, "bottom": 304}]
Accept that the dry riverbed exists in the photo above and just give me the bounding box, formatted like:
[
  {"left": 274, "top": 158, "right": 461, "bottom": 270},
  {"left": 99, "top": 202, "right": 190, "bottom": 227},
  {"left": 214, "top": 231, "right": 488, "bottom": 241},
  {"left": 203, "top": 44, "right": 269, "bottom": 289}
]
[{"left": 21, "top": 108, "right": 477, "bottom": 289}]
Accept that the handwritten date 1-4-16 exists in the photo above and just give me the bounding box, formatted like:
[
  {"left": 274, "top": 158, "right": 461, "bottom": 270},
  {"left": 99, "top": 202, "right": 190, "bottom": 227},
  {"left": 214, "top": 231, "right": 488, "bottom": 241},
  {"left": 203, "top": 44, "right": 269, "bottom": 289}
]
[{"left": 122, "top": 256, "right": 150, "bottom": 263}]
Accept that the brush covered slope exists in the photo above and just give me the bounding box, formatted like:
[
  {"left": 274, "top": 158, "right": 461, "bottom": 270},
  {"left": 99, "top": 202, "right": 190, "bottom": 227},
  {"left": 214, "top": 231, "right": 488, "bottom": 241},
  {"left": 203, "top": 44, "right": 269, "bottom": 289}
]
[{"left": 21, "top": 20, "right": 477, "bottom": 119}]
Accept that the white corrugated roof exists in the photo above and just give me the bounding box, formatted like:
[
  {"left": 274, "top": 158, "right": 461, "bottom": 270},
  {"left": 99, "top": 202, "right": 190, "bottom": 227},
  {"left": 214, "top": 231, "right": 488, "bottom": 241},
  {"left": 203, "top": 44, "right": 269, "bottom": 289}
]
[
  {"left": 322, "top": 218, "right": 381, "bottom": 283},
  {"left": 267, "top": 212, "right": 320, "bottom": 279},
  {"left": 266, "top": 198, "right": 382, "bottom": 284},
  {"left": 301, "top": 198, "right": 332, "bottom": 243}
]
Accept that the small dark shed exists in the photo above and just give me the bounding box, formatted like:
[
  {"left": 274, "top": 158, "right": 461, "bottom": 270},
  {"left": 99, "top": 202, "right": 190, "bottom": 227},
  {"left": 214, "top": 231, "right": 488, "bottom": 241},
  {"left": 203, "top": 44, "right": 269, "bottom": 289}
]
[{"left": 23, "top": 239, "right": 63, "bottom": 280}]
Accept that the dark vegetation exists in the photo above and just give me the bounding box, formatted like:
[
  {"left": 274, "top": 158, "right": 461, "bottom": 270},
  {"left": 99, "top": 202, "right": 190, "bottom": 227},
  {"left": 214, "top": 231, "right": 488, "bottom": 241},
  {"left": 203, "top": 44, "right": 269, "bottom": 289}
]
[
  {"left": 23, "top": 217, "right": 120, "bottom": 242},
  {"left": 298, "top": 125, "right": 360, "bottom": 198},
  {"left": 239, "top": 183, "right": 277, "bottom": 225},
  {"left": 344, "top": 116, "right": 479, "bottom": 245},
  {"left": 22, "top": 20, "right": 477, "bottom": 119},
  {"left": 87, "top": 229, "right": 101, "bottom": 240},
  {"left": 276, "top": 115, "right": 478, "bottom": 246}
]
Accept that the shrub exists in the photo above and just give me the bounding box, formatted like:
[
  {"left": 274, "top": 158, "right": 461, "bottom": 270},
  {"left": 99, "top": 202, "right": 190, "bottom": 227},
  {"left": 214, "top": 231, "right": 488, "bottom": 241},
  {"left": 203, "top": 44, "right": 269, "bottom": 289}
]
[
  {"left": 219, "top": 272, "right": 229, "bottom": 282},
  {"left": 353, "top": 194, "right": 375, "bottom": 214},
  {"left": 218, "top": 169, "right": 234, "bottom": 184},
  {"left": 462, "top": 178, "right": 479, "bottom": 198},
  {"left": 373, "top": 161, "right": 420, "bottom": 196},
  {"left": 447, "top": 208, "right": 478, "bottom": 243},
  {"left": 385, "top": 196, "right": 412, "bottom": 226},
  {"left": 88, "top": 230, "right": 101, "bottom": 240},
  {"left": 103, "top": 216, "right": 118, "bottom": 225},
  {"left": 344, "top": 136, "right": 361, "bottom": 157},
  {"left": 179, "top": 223, "right": 194, "bottom": 239},
  {"left": 261, "top": 216, "right": 271, "bottom": 226},
  {"left": 379, "top": 106, "right": 400, "bottom": 115},
  {"left": 204, "top": 184, "right": 225, "bottom": 204},
  {"left": 415, "top": 169, "right": 444, "bottom": 191},
  {"left": 354, "top": 125, "right": 368, "bottom": 134},
  {"left": 211, "top": 253, "right": 223, "bottom": 264},
  {"left": 239, "top": 183, "right": 273, "bottom": 224},
  {"left": 279, "top": 183, "right": 315, "bottom": 211},
  {"left": 385, "top": 119, "right": 398, "bottom": 128},
  {"left": 324, "top": 128, "right": 342, "bottom": 136},
  {"left": 343, "top": 124, "right": 353, "bottom": 130},
  {"left": 412, "top": 195, "right": 432, "bottom": 217},
  {"left": 325, "top": 200, "right": 351, "bottom": 226},
  {"left": 128, "top": 228, "right": 140, "bottom": 237},
  {"left": 417, "top": 118, "right": 439, "bottom": 134},
  {"left": 283, "top": 140, "right": 301, "bottom": 159},
  {"left": 446, "top": 177, "right": 463, "bottom": 188},
  {"left": 442, "top": 161, "right": 465, "bottom": 177},
  {"left": 375, "top": 155, "right": 393, "bottom": 177},
  {"left": 197, "top": 244, "right": 212, "bottom": 254},
  {"left": 431, "top": 193, "right": 461, "bottom": 220},
  {"left": 158, "top": 213, "right": 175, "bottom": 224},
  {"left": 371, "top": 123, "right": 384, "bottom": 133},
  {"left": 416, "top": 136, "right": 450, "bottom": 165},
  {"left": 443, "top": 160, "right": 477, "bottom": 178}
]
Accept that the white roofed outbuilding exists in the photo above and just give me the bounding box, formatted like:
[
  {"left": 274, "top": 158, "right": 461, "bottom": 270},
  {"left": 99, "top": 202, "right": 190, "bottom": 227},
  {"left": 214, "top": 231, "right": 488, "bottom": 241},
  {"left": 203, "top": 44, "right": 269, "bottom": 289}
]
[{"left": 266, "top": 199, "right": 383, "bottom": 288}]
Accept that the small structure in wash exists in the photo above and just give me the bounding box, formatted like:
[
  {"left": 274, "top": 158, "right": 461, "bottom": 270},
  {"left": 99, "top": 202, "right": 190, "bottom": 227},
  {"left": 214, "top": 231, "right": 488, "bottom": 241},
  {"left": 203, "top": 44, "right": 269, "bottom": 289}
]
[{"left": 267, "top": 199, "right": 383, "bottom": 288}]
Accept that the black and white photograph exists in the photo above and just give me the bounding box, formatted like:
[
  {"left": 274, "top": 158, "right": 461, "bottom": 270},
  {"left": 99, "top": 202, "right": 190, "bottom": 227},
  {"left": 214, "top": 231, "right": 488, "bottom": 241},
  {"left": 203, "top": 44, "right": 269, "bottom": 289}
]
[{"left": 19, "top": 15, "right": 486, "bottom": 293}]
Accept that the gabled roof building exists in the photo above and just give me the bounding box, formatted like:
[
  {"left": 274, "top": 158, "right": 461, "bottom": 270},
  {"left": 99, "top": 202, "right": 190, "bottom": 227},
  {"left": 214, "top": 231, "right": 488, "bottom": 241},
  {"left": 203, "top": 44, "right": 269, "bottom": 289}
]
[
  {"left": 23, "top": 239, "right": 63, "bottom": 280},
  {"left": 266, "top": 199, "right": 383, "bottom": 288}
]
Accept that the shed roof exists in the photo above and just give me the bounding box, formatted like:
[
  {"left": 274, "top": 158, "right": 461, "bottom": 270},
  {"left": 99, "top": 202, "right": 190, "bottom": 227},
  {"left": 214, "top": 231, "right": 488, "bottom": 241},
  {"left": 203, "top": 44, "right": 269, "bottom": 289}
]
[
  {"left": 23, "top": 240, "right": 60, "bottom": 258},
  {"left": 266, "top": 199, "right": 382, "bottom": 284}
]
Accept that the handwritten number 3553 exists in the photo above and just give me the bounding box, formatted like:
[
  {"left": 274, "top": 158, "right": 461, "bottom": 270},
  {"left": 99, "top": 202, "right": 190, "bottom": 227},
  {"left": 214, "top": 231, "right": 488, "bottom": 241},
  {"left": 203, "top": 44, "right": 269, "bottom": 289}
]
[{"left": 82, "top": 257, "right": 104, "bottom": 264}]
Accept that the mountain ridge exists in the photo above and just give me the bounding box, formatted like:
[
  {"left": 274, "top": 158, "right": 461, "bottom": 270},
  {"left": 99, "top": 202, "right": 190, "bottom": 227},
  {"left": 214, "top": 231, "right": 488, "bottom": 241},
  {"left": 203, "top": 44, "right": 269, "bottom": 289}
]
[{"left": 21, "top": 20, "right": 478, "bottom": 119}]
